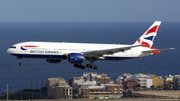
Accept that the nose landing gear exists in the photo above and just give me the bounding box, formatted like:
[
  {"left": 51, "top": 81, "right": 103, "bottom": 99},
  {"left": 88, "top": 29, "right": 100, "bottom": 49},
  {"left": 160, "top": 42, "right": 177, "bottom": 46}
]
[{"left": 17, "top": 57, "right": 23, "bottom": 66}]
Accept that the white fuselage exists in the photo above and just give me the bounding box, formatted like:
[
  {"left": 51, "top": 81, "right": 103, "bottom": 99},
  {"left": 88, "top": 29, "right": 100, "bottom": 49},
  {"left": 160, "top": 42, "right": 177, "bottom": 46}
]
[{"left": 7, "top": 41, "right": 151, "bottom": 61}]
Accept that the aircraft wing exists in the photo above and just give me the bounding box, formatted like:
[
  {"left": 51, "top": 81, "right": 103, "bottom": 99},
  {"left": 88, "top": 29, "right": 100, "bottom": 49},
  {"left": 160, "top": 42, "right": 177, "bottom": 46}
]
[
  {"left": 142, "top": 48, "right": 175, "bottom": 52},
  {"left": 83, "top": 45, "right": 142, "bottom": 57}
]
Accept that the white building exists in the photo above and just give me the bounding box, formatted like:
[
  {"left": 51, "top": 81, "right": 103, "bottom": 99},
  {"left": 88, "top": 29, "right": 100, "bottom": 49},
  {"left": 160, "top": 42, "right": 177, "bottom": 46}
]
[
  {"left": 134, "top": 73, "right": 152, "bottom": 88},
  {"left": 164, "top": 74, "right": 173, "bottom": 86},
  {"left": 83, "top": 73, "right": 97, "bottom": 81},
  {"left": 117, "top": 73, "right": 153, "bottom": 89},
  {"left": 77, "top": 81, "right": 97, "bottom": 86},
  {"left": 146, "top": 78, "right": 153, "bottom": 88}
]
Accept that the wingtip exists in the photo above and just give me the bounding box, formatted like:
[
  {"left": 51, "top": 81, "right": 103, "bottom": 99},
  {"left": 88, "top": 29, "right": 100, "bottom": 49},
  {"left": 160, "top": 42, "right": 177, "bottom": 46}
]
[{"left": 170, "top": 48, "right": 175, "bottom": 50}]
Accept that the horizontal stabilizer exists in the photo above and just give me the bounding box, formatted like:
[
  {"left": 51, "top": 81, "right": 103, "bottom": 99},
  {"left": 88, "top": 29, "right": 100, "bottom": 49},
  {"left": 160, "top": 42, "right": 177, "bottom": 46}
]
[{"left": 142, "top": 48, "right": 175, "bottom": 52}]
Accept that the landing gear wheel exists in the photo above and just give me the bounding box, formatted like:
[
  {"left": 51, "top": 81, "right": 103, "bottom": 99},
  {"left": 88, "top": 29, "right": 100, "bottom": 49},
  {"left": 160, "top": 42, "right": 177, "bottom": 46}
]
[
  {"left": 19, "top": 62, "right": 23, "bottom": 66},
  {"left": 74, "top": 64, "right": 86, "bottom": 69},
  {"left": 94, "top": 66, "right": 98, "bottom": 70},
  {"left": 86, "top": 64, "right": 91, "bottom": 68},
  {"left": 86, "top": 64, "right": 98, "bottom": 70},
  {"left": 91, "top": 65, "right": 95, "bottom": 69},
  {"left": 80, "top": 66, "right": 85, "bottom": 69},
  {"left": 74, "top": 64, "right": 78, "bottom": 67}
]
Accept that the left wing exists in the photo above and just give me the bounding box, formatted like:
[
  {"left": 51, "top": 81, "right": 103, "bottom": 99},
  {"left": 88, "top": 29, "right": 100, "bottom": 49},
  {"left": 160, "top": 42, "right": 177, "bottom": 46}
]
[{"left": 82, "top": 45, "right": 142, "bottom": 57}]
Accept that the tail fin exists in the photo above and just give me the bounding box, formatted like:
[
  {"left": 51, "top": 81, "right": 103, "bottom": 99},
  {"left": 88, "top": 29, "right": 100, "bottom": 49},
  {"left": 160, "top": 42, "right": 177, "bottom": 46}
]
[{"left": 134, "top": 21, "right": 161, "bottom": 48}]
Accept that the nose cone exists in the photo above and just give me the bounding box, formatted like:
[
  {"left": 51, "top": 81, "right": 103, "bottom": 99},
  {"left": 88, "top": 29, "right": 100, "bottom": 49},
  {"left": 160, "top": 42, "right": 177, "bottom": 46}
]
[{"left": 7, "top": 48, "right": 12, "bottom": 54}]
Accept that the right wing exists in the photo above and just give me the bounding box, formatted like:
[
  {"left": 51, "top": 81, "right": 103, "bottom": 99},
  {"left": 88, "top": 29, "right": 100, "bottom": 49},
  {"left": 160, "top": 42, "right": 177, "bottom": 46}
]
[{"left": 83, "top": 44, "right": 142, "bottom": 58}]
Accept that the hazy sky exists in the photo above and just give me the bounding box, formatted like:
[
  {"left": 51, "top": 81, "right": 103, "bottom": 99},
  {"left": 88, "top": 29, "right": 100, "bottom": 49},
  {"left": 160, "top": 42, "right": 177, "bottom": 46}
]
[{"left": 0, "top": 0, "right": 180, "bottom": 22}]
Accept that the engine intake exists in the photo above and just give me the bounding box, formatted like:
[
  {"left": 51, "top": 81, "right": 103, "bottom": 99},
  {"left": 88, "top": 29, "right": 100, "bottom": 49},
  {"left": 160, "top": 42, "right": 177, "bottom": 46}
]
[
  {"left": 68, "top": 53, "right": 84, "bottom": 63},
  {"left": 46, "top": 59, "right": 61, "bottom": 63}
]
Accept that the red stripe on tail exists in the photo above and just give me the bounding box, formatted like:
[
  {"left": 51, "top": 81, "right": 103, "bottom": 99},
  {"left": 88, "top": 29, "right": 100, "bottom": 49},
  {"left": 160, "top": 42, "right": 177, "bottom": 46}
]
[
  {"left": 145, "top": 25, "right": 159, "bottom": 35},
  {"left": 141, "top": 41, "right": 151, "bottom": 48}
]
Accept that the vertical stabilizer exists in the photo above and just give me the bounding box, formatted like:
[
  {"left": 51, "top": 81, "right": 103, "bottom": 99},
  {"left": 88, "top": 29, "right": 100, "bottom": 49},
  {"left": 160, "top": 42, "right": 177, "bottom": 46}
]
[{"left": 134, "top": 21, "right": 161, "bottom": 48}]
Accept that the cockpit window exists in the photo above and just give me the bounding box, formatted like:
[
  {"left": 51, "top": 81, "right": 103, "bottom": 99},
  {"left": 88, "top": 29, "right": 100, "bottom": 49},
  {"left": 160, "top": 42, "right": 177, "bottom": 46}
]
[{"left": 10, "top": 46, "right": 16, "bottom": 49}]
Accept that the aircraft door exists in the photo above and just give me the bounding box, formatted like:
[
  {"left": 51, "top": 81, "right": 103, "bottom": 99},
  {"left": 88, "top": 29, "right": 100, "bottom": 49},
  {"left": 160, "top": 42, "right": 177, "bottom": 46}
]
[{"left": 130, "top": 50, "right": 134, "bottom": 56}]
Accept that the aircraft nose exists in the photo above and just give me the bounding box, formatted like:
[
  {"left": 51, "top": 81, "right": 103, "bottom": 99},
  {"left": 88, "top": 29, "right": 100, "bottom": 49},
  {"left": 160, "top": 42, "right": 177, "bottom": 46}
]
[
  {"left": 7, "top": 48, "right": 13, "bottom": 54},
  {"left": 7, "top": 48, "right": 11, "bottom": 54}
]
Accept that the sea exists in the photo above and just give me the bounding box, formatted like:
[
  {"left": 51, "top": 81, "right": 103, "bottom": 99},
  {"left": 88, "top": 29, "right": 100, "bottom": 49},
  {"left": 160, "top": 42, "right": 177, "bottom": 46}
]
[{"left": 0, "top": 22, "right": 179, "bottom": 93}]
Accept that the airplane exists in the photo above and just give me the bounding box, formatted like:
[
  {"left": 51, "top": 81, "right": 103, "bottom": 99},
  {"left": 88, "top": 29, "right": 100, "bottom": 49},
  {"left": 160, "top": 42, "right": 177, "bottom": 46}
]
[{"left": 7, "top": 21, "right": 174, "bottom": 69}]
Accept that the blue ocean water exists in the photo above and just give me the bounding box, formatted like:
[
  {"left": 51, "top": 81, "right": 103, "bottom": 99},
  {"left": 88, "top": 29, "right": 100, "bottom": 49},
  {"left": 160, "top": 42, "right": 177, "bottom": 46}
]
[{"left": 0, "top": 22, "right": 179, "bottom": 93}]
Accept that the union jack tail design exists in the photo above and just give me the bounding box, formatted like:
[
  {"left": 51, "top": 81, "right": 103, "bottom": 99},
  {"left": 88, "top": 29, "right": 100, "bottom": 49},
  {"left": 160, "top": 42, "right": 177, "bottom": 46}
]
[{"left": 134, "top": 21, "right": 161, "bottom": 48}]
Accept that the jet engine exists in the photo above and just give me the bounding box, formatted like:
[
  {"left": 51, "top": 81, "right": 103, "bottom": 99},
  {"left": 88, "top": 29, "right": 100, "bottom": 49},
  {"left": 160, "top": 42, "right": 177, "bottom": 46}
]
[
  {"left": 46, "top": 59, "right": 61, "bottom": 63},
  {"left": 68, "top": 53, "right": 85, "bottom": 63}
]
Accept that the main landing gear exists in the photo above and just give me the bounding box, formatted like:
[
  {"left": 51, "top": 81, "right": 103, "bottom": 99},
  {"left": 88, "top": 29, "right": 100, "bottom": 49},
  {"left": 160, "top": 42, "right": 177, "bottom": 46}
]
[
  {"left": 73, "top": 63, "right": 98, "bottom": 70},
  {"left": 74, "top": 64, "right": 85, "bottom": 69},
  {"left": 73, "top": 60, "right": 98, "bottom": 70},
  {"left": 86, "top": 59, "right": 98, "bottom": 70},
  {"left": 86, "top": 63, "right": 98, "bottom": 70},
  {"left": 17, "top": 57, "right": 23, "bottom": 66}
]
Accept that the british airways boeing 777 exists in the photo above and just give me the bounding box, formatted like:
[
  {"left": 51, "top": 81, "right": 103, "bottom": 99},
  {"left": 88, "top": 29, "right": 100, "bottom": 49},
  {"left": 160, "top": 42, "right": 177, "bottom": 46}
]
[{"left": 7, "top": 21, "right": 174, "bottom": 69}]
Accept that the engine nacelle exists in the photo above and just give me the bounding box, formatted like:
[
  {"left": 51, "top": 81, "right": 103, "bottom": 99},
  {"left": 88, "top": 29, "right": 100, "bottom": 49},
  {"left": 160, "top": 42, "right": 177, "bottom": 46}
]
[
  {"left": 46, "top": 59, "right": 61, "bottom": 63},
  {"left": 68, "top": 53, "right": 84, "bottom": 63}
]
